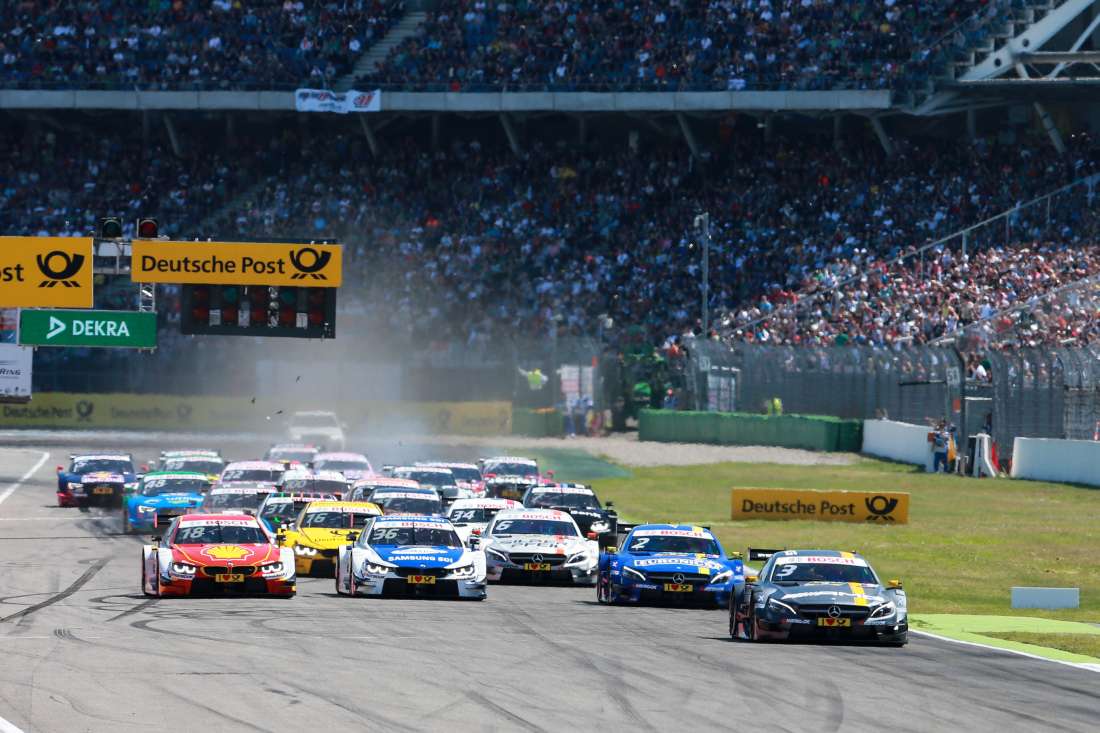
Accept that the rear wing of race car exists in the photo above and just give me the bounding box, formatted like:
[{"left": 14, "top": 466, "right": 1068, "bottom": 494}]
[{"left": 748, "top": 548, "right": 785, "bottom": 562}]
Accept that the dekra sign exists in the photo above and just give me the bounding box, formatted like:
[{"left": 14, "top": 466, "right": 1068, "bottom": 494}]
[{"left": 70, "top": 319, "right": 132, "bottom": 338}]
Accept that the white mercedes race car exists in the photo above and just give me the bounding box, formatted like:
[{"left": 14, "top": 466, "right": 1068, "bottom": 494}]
[
  {"left": 446, "top": 498, "right": 521, "bottom": 544},
  {"left": 335, "top": 515, "right": 487, "bottom": 599},
  {"left": 481, "top": 508, "right": 599, "bottom": 585}
]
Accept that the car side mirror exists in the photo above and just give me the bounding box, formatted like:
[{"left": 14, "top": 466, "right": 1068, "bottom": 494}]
[
  {"left": 150, "top": 535, "right": 160, "bottom": 545},
  {"left": 746, "top": 574, "right": 758, "bottom": 584},
  {"left": 888, "top": 579, "right": 903, "bottom": 589},
  {"left": 468, "top": 537, "right": 480, "bottom": 550},
  {"left": 346, "top": 531, "right": 360, "bottom": 543},
  {"left": 605, "top": 501, "right": 614, "bottom": 508},
  {"left": 275, "top": 530, "right": 287, "bottom": 546},
  {"left": 586, "top": 531, "right": 598, "bottom": 540},
  {"left": 728, "top": 552, "right": 743, "bottom": 560},
  {"left": 56, "top": 465, "right": 63, "bottom": 473},
  {"left": 602, "top": 546, "right": 617, "bottom": 554}
]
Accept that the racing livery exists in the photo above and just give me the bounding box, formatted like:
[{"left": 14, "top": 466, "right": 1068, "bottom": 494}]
[
  {"left": 479, "top": 456, "right": 539, "bottom": 481},
  {"left": 312, "top": 452, "right": 373, "bottom": 484},
  {"left": 483, "top": 475, "right": 539, "bottom": 502},
  {"left": 156, "top": 450, "right": 225, "bottom": 483},
  {"left": 597, "top": 524, "right": 743, "bottom": 608},
  {"left": 730, "top": 549, "right": 908, "bottom": 645},
  {"left": 57, "top": 453, "right": 137, "bottom": 507},
  {"left": 446, "top": 498, "right": 520, "bottom": 544},
  {"left": 335, "top": 515, "right": 486, "bottom": 599},
  {"left": 122, "top": 471, "right": 210, "bottom": 534},
  {"left": 257, "top": 491, "right": 338, "bottom": 532},
  {"left": 200, "top": 484, "right": 273, "bottom": 515},
  {"left": 482, "top": 508, "right": 598, "bottom": 585},
  {"left": 141, "top": 514, "right": 296, "bottom": 597},
  {"left": 367, "top": 488, "right": 443, "bottom": 516},
  {"left": 276, "top": 469, "right": 349, "bottom": 497},
  {"left": 282, "top": 500, "right": 382, "bottom": 577},
  {"left": 392, "top": 465, "right": 465, "bottom": 503},
  {"left": 523, "top": 482, "right": 617, "bottom": 541},
  {"left": 344, "top": 477, "right": 420, "bottom": 503}
]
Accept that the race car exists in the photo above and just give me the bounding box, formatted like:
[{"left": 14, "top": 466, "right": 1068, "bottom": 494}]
[
  {"left": 335, "top": 514, "right": 486, "bottom": 600},
  {"left": 218, "top": 460, "right": 285, "bottom": 489},
  {"left": 597, "top": 524, "right": 744, "bottom": 608},
  {"left": 481, "top": 508, "right": 599, "bottom": 585},
  {"left": 276, "top": 469, "right": 349, "bottom": 497},
  {"left": 730, "top": 549, "right": 908, "bottom": 645},
  {"left": 121, "top": 471, "right": 210, "bottom": 534},
  {"left": 141, "top": 513, "right": 295, "bottom": 597},
  {"left": 256, "top": 491, "right": 338, "bottom": 533},
  {"left": 523, "top": 482, "right": 617, "bottom": 542},
  {"left": 479, "top": 456, "right": 539, "bottom": 481},
  {"left": 367, "top": 487, "right": 443, "bottom": 516},
  {"left": 392, "top": 465, "right": 466, "bottom": 504},
  {"left": 286, "top": 410, "right": 346, "bottom": 451},
  {"left": 56, "top": 453, "right": 138, "bottom": 507},
  {"left": 344, "top": 477, "right": 420, "bottom": 503},
  {"left": 199, "top": 484, "right": 273, "bottom": 515},
  {"left": 281, "top": 500, "right": 383, "bottom": 577},
  {"left": 446, "top": 498, "right": 520, "bottom": 544},
  {"left": 483, "top": 475, "right": 539, "bottom": 502},
  {"left": 156, "top": 450, "right": 225, "bottom": 483},
  {"left": 264, "top": 443, "right": 320, "bottom": 468},
  {"left": 417, "top": 462, "right": 485, "bottom": 498},
  {"left": 312, "top": 452, "right": 373, "bottom": 484}
]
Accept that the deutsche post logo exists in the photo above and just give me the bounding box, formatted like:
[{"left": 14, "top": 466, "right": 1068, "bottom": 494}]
[
  {"left": 36, "top": 251, "right": 85, "bottom": 288},
  {"left": 75, "top": 400, "right": 95, "bottom": 423},
  {"left": 288, "top": 247, "right": 331, "bottom": 281},
  {"left": 864, "top": 495, "right": 899, "bottom": 522}
]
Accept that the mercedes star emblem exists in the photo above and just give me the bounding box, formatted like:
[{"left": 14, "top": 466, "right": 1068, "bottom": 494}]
[
  {"left": 672, "top": 573, "right": 685, "bottom": 584},
  {"left": 532, "top": 554, "right": 544, "bottom": 563},
  {"left": 827, "top": 605, "right": 842, "bottom": 619}
]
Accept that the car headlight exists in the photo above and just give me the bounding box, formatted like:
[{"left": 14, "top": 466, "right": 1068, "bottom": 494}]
[
  {"left": 566, "top": 551, "right": 589, "bottom": 565},
  {"left": 869, "top": 601, "right": 897, "bottom": 619},
  {"left": 170, "top": 562, "right": 197, "bottom": 576},
  {"left": 137, "top": 505, "right": 157, "bottom": 514},
  {"left": 364, "top": 562, "right": 392, "bottom": 576},
  {"left": 623, "top": 566, "right": 646, "bottom": 581},
  {"left": 709, "top": 569, "right": 733, "bottom": 585},
  {"left": 485, "top": 548, "right": 509, "bottom": 563},
  {"left": 766, "top": 597, "right": 798, "bottom": 615},
  {"left": 67, "top": 482, "right": 84, "bottom": 491},
  {"left": 260, "top": 562, "right": 285, "bottom": 576},
  {"left": 588, "top": 521, "right": 610, "bottom": 534},
  {"left": 448, "top": 564, "right": 476, "bottom": 579},
  {"left": 293, "top": 545, "right": 318, "bottom": 556}
]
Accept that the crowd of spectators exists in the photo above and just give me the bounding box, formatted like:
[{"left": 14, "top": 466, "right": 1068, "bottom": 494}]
[
  {"left": 0, "top": 1, "right": 403, "bottom": 89},
  {"left": 362, "top": 0, "right": 1006, "bottom": 92}
]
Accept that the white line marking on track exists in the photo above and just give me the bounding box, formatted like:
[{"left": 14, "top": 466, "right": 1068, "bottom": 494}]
[
  {"left": 0, "top": 451, "right": 49, "bottom": 509},
  {"left": 0, "top": 713, "right": 26, "bottom": 733},
  {"left": 912, "top": 629, "right": 1100, "bottom": 674}
]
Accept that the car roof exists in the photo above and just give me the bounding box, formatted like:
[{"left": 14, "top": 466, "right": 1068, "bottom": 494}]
[
  {"left": 160, "top": 450, "right": 220, "bottom": 457},
  {"left": 486, "top": 475, "right": 538, "bottom": 483},
  {"left": 418, "top": 462, "right": 478, "bottom": 470},
  {"left": 395, "top": 466, "right": 452, "bottom": 474},
  {"left": 494, "top": 508, "right": 574, "bottom": 522},
  {"left": 449, "top": 498, "right": 519, "bottom": 510},
  {"left": 225, "top": 461, "right": 283, "bottom": 470},
  {"left": 302, "top": 500, "right": 381, "bottom": 512},
  {"left": 283, "top": 470, "right": 346, "bottom": 481},
  {"left": 353, "top": 477, "right": 419, "bottom": 489},
  {"left": 315, "top": 452, "right": 368, "bottom": 461},
  {"left": 210, "top": 485, "right": 270, "bottom": 494},
  {"left": 263, "top": 492, "right": 337, "bottom": 502},
  {"left": 370, "top": 488, "right": 440, "bottom": 498},
  {"left": 630, "top": 523, "right": 714, "bottom": 534},
  {"left": 72, "top": 453, "right": 131, "bottom": 461},
  {"left": 177, "top": 513, "right": 262, "bottom": 524},
  {"left": 529, "top": 484, "right": 594, "bottom": 494},
  {"left": 269, "top": 442, "right": 318, "bottom": 450},
  {"left": 483, "top": 456, "right": 536, "bottom": 464},
  {"left": 774, "top": 549, "right": 864, "bottom": 559},
  {"left": 143, "top": 471, "right": 210, "bottom": 480},
  {"left": 373, "top": 514, "right": 450, "bottom": 525}
]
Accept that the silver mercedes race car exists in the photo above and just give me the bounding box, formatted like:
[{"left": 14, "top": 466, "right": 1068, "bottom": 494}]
[{"left": 480, "top": 508, "right": 599, "bottom": 585}]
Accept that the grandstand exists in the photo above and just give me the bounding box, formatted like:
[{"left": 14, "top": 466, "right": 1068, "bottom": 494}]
[{"left": 3, "top": 0, "right": 1100, "bottom": 449}]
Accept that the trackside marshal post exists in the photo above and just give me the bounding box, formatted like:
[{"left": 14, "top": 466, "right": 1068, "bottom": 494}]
[{"left": 731, "top": 488, "right": 910, "bottom": 524}]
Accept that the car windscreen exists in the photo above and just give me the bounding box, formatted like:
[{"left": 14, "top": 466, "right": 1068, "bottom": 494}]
[
  {"left": 260, "top": 501, "right": 295, "bottom": 519},
  {"left": 769, "top": 561, "right": 879, "bottom": 585},
  {"left": 448, "top": 508, "right": 501, "bottom": 524},
  {"left": 268, "top": 450, "right": 315, "bottom": 463},
  {"left": 141, "top": 478, "right": 208, "bottom": 496},
  {"left": 221, "top": 468, "right": 280, "bottom": 482},
  {"left": 447, "top": 467, "right": 482, "bottom": 482},
  {"left": 282, "top": 478, "right": 346, "bottom": 493},
  {"left": 486, "top": 462, "right": 537, "bottom": 477},
  {"left": 373, "top": 496, "right": 442, "bottom": 515},
  {"left": 626, "top": 535, "right": 719, "bottom": 555},
  {"left": 203, "top": 493, "right": 263, "bottom": 511},
  {"left": 485, "top": 483, "right": 529, "bottom": 500},
  {"left": 162, "top": 459, "right": 223, "bottom": 474},
  {"left": 172, "top": 524, "right": 267, "bottom": 544},
  {"left": 489, "top": 519, "right": 578, "bottom": 537},
  {"left": 300, "top": 511, "right": 376, "bottom": 529},
  {"left": 365, "top": 525, "right": 460, "bottom": 547},
  {"left": 526, "top": 491, "right": 600, "bottom": 510},
  {"left": 72, "top": 459, "right": 133, "bottom": 474},
  {"left": 314, "top": 460, "right": 368, "bottom": 472},
  {"left": 395, "top": 471, "right": 451, "bottom": 487}
]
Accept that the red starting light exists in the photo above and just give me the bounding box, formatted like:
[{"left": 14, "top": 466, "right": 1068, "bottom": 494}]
[
  {"left": 279, "top": 307, "right": 296, "bottom": 327},
  {"left": 136, "top": 217, "right": 159, "bottom": 238}
]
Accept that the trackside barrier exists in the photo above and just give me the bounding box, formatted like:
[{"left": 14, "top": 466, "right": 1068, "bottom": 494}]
[
  {"left": 862, "top": 419, "right": 932, "bottom": 468},
  {"left": 1011, "top": 437, "right": 1100, "bottom": 487},
  {"left": 511, "top": 408, "right": 564, "bottom": 437},
  {"left": 0, "top": 393, "right": 512, "bottom": 436},
  {"left": 638, "top": 409, "right": 861, "bottom": 452}
]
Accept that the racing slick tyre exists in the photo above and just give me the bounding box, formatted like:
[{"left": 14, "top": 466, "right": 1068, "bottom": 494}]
[
  {"left": 596, "top": 574, "right": 612, "bottom": 604},
  {"left": 122, "top": 511, "right": 131, "bottom": 534},
  {"left": 142, "top": 557, "right": 158, "bottom": 598}
]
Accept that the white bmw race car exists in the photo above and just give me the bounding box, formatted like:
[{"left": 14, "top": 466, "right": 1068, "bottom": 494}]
[
  {"left": 335, "top": 514, "right": 487, "bottom": 599},
  {"left": 481, "top": 508, "right": 599, "bottom": 585}
]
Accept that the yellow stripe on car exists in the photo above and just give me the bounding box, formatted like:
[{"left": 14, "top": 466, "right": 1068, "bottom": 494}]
[{"left": 849, "top": 582, "right": 869, "bottom": 606}]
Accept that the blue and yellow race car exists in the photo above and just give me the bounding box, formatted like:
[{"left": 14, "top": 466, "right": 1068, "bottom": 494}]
[
  {"left": 597, "top": 524, "right": 744, "bottom": 608},
  {"left": 122, "top": 471, "right": 211, "bottom": 534}
]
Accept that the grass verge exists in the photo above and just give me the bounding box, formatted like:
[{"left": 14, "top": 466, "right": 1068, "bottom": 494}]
[
  {"left": 577, "top": 457, "right": 1100, "bottom": 622},
  {"left": 980, "top": 632, "right": 1100, "bottom": 658}
]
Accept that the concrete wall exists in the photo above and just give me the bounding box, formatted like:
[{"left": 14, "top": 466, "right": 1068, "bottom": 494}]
[
  {"left": 1011, "top": 437, "right": 1100, "bottom": 486},
  {"left": 862, "top": 419, "right": 931, "bottom": 468}
]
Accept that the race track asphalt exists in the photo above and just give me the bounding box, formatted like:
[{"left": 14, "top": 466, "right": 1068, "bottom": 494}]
[{"left": 0, "top": 442, "right": 1097, "bottom": 733}]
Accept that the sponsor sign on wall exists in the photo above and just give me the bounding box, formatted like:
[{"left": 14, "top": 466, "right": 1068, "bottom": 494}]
[
  {"left": 731, "top": 488, "right": 909, "bottom": 524},
  {"left": 0, "top": 342, "right": 32, "bottom": 398},
  {"left": 0, "top": 237, "right": 93, "bottom": 307},
  {"left": 131, "top": 241, "right": 342, "bottom": 287},
  {"left": 294, "top": 88, "right": 381, "bottom": 113}
]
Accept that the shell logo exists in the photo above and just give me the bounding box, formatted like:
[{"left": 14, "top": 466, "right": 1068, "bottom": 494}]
[{"left": 201, "top": 545, "right": 251, "bottom": 560}]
